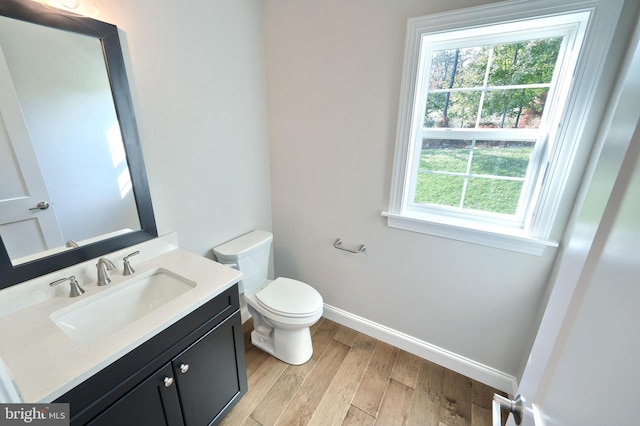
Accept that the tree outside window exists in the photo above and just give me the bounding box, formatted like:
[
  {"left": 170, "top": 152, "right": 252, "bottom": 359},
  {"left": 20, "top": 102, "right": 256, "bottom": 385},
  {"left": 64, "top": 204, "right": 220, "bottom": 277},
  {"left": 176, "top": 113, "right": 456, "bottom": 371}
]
[{"left": 415, "top": 37, "right": 562, "bottom": 215}]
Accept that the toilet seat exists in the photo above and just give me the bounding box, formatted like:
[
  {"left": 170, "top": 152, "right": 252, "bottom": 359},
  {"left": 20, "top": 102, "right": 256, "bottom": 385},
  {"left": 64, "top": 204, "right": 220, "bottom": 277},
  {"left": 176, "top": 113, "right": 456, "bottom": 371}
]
[{"left": 256, "top": 278, "right": 323, "bottom": 318}]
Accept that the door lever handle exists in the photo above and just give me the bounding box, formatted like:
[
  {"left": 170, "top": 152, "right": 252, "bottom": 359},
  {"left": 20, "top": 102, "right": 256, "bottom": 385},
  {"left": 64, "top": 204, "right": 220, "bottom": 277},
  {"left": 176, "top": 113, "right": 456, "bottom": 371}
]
[
  {"left": 29, "top": 201, "right": 50, "bottom": 211},
  {"left": 493, "top": 394, "right": 523, "bottom": 425}
]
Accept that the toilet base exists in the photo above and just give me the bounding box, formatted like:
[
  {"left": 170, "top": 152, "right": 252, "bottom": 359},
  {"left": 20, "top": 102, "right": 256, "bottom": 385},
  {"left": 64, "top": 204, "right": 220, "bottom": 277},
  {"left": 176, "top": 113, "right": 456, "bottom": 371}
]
[{"left": 251, "top": 326, "right": 313, "bottom": 365}]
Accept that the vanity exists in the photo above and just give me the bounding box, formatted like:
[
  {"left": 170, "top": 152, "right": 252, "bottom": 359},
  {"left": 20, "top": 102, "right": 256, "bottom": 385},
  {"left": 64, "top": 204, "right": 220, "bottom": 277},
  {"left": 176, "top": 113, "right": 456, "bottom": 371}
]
[
  {"left": 70, "top": 286, "right": 246, "bottom": 426},
  {"left": 0, "top": 235, "right": 248, "bottom": 425},
  {"left": 56, "top": 252, "right": 248, "bottom": 426},
  {"left": 0, "top": 1, "right": 248, "bottom": 424}
]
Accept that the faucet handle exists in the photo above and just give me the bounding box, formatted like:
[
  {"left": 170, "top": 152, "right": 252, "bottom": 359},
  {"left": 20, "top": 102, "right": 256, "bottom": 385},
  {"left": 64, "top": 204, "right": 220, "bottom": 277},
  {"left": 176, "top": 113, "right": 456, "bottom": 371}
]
[
  {"left": 50, "top": 276, "right": 85, "bottom": 298},
  {"left": 123, "top": 251, "right": 140, "bottom": 276}
]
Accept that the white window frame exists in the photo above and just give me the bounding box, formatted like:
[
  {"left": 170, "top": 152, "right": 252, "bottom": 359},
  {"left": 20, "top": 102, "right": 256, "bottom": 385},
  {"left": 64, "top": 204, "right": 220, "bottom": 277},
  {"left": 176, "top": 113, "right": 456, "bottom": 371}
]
[{"left": 383, "top": 0, "right": 625, "bottom": 255}]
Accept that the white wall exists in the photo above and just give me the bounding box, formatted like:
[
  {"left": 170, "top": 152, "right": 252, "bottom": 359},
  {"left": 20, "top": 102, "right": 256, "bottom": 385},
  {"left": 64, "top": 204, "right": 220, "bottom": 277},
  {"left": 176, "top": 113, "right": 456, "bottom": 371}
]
[
  {"left": 263, "top": 0, "right": 626, "bottom": 383},
  {"left": 97, "top": 0, "right": 272, "bottom": 256}
]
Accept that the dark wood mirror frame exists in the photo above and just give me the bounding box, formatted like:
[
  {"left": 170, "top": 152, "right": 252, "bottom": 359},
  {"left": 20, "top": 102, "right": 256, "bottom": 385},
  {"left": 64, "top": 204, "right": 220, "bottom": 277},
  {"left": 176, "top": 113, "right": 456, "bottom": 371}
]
[{"left": 0, "top": 0, "right": 157, "bottom": 288}]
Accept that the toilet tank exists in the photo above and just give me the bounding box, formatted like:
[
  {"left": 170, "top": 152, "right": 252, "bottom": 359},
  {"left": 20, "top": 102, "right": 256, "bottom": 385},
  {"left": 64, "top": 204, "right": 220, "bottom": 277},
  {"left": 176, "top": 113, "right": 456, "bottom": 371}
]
[{"left": 213, "top": 230, "right": 273, "bottom": 294}]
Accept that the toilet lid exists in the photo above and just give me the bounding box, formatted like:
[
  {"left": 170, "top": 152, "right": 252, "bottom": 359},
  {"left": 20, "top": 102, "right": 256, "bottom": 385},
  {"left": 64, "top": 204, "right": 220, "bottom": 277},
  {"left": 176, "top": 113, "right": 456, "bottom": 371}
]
[{"left": 256, "top": 278, "right": 323, "bottom": 317}]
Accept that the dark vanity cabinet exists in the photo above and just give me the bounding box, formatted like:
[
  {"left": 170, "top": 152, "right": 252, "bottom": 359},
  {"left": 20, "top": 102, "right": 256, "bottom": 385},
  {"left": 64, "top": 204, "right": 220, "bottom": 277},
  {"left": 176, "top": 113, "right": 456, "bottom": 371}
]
[
  {"left": 86, "top": 364, "right": 183, "bottom": 426},
  {"left": 56, "top": 284, "right": 247, "bottom": 426},
  {"left": 171, "top": 320, "right": 243, "bottom": 426}
]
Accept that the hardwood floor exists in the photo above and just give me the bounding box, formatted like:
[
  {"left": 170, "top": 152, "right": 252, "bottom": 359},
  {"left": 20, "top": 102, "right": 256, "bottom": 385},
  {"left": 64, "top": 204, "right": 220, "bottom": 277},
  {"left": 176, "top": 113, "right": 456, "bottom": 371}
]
[{"left": 222, "top": 317, "right": 507, "bottom": 426}]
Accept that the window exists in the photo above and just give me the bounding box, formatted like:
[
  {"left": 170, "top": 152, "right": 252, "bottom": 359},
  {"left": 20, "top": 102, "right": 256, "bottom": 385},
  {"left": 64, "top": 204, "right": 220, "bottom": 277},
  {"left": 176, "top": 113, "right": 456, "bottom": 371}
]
[
  {"left": 416, "top": 35, "right": 562, "bottom": 218},
  {"left": 384, "top": 0, "right": 625, "bottom": 255}
]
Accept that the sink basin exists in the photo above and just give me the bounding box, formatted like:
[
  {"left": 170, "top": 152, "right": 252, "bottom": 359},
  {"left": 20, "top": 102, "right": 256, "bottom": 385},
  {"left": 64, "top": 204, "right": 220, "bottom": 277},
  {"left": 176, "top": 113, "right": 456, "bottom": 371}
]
[{"left": 50, "top": 268, "right": 197, "bottom": 345}]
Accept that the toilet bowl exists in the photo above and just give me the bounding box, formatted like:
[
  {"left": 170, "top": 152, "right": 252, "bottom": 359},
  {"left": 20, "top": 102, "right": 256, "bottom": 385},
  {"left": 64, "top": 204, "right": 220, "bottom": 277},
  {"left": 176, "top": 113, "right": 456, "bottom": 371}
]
[{"left": 213, "top": 231, "right": 323, "bottom": 365}]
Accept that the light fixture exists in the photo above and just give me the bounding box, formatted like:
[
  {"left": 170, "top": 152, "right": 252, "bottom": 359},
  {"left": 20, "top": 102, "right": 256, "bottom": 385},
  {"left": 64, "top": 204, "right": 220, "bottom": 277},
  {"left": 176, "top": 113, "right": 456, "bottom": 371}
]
[{"left": 36, "top": 0, "right": 99, "bottom": 18}]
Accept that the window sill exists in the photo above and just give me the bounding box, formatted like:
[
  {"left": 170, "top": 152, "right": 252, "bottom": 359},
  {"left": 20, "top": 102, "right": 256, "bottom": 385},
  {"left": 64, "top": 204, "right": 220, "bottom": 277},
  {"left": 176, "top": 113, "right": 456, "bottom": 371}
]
[{"left": 381, "top": 211, "right": 558, "bottom": 256}]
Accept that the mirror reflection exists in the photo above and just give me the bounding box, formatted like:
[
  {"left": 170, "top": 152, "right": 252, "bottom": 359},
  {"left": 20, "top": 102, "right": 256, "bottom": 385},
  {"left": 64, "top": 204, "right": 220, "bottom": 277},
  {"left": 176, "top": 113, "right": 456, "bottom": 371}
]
[{"left": 0, "top": 14, "right": 140, "bottom": 265}]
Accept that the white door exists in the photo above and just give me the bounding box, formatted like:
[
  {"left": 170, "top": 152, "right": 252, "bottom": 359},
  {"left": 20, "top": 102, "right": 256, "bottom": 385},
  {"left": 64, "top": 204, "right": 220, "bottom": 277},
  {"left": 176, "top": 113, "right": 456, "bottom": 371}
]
[
  {"left": 500, "top": 20, "right": 640, "bottom": 426},
  {"left": 0, "top": 45, "right": 63, "bottom": 261}
]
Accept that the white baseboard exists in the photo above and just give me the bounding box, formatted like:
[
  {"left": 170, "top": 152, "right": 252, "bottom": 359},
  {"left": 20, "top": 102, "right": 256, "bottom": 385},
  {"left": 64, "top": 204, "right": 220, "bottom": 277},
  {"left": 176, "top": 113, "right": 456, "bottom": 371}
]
[{"left": 322, "top": 304, "right": 517, "bottom": 395}]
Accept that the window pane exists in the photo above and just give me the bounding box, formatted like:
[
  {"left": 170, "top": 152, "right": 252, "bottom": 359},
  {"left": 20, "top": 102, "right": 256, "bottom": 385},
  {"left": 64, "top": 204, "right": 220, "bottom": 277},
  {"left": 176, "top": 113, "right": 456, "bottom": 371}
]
[
  {"left": 480, "top": 88, "right": 548, "bottom": 128},
  {"left": 424, "top": 91, "right": 481, "bottom": 128},
  {"left": 414, "top": 173, "right": 464, "bottom": 207},
  {"left": 463, "top": 177, "right": 523, "bottom": 214},
  {"left": 488, "top": 38, "right": 562, "bottom": 86},
  {"left": 421, "top": 139, "right": 472, "bottom": 173},
  {"left": 429, "top": 47, "right": 489, "bottom": 89},
  {"left": 469, "top": 141, "right": 534, "bottom": 177}
]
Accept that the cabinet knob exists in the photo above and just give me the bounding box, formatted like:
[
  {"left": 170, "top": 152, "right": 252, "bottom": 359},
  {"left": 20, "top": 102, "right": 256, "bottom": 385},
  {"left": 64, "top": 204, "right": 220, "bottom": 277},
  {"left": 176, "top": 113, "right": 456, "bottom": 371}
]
[
  {"left": 163, "top": 376, "right": 174, "bottom": 387},
  {"left": 179, "top": 363, "right": 189, "bottom": 374}
]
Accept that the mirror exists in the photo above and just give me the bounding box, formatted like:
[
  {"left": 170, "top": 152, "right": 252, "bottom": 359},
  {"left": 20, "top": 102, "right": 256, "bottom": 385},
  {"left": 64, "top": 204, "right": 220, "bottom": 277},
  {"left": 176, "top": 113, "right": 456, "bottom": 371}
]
[{"left": 0, "top": 0, "right": 157, "bottom": 288}]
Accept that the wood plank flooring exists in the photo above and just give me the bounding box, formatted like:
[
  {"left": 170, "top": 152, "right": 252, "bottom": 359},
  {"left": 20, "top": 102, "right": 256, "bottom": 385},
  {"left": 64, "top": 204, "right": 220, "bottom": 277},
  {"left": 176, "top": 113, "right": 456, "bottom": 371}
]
[{"left": 222, "top": 318, "right": 507, "bottom": 426}]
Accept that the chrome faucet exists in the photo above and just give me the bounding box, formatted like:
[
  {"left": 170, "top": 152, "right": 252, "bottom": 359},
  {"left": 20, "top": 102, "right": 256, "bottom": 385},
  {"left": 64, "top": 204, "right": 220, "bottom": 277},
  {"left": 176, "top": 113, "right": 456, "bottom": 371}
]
[{"left": 97, "top": 257, "right": 116, "bottom": 286}]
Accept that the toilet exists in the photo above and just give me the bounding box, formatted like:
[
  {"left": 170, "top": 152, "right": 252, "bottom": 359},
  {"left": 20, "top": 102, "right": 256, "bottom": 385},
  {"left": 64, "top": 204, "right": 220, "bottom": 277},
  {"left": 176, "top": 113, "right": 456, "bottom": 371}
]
[{"left": 213, "top": 230, "right": 323, "bottom": 365}]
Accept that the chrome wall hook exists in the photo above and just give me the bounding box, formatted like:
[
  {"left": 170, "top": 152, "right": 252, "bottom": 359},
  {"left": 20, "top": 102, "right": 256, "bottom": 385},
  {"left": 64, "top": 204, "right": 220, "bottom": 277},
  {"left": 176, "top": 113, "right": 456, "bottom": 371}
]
[{"left": 333, "top": 238, "right": 366, "bottom": 253}]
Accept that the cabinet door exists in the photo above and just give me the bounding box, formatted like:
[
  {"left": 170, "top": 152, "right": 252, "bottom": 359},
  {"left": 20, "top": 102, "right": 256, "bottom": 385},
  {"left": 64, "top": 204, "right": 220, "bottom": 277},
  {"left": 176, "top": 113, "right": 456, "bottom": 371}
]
[
  {"left": 173, "top": 314, "right": 245, "bottom": 426},
  {"left": 87, "top": 364, "right": 184, "bottom": 426}
]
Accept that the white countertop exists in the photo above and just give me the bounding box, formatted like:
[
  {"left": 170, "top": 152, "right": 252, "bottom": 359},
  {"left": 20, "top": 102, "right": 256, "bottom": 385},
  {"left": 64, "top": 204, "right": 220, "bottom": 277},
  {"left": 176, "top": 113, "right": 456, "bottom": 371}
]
[{"left": 0, "top": 243, "right": 241, "bottom": 403}]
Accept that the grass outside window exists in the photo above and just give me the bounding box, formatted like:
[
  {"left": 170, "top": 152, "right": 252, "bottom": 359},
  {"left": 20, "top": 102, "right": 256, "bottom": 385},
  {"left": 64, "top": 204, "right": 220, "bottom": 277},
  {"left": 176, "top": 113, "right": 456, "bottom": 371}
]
[{"left": 414, "top": 143, "right": 532, "bottom": 214}]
